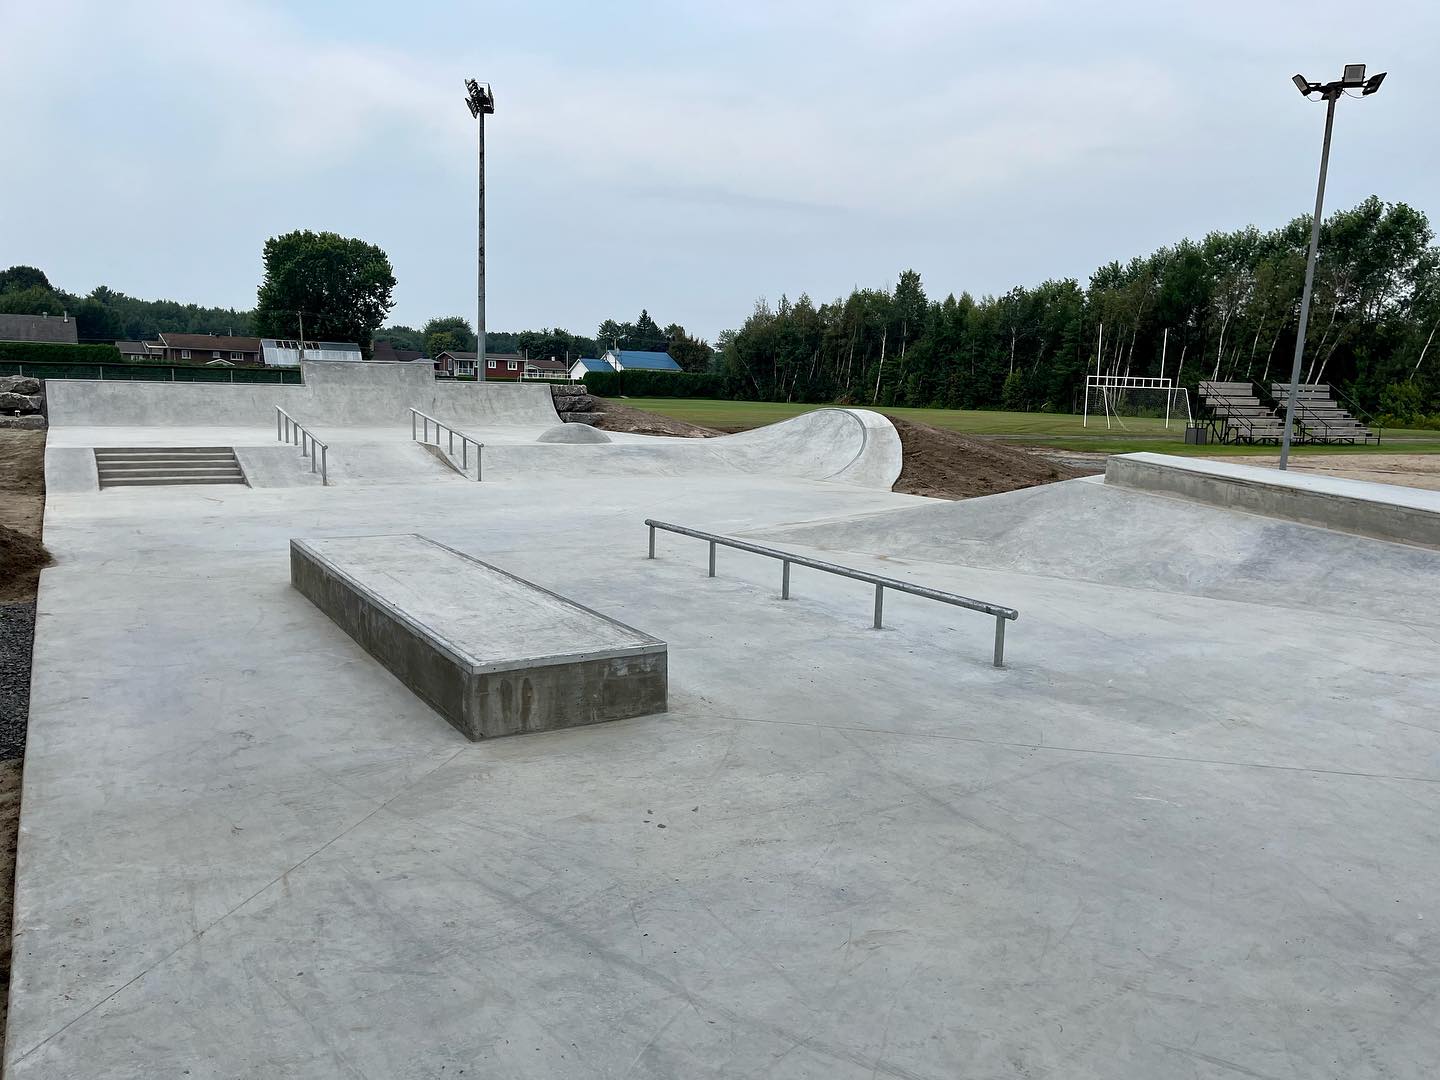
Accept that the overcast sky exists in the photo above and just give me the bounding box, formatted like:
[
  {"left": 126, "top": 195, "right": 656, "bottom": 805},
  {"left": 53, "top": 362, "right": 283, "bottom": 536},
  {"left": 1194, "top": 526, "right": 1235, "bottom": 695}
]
[{"left": 2, "top": 1, "right": 1435, "bottom": 341}]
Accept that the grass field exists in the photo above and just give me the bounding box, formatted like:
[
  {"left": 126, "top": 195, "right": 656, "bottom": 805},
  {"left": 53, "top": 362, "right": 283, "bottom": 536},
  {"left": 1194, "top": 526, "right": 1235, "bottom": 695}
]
[{"left": 613, "top": 398, "right": 1440, "bottom": 456}]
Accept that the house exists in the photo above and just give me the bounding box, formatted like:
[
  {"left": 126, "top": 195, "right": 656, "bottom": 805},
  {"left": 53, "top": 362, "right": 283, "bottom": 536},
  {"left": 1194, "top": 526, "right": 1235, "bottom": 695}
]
[
  {"left": 260, "top": 339, "right": 363, "bottom": 366},
  {"left": 0, "top": 313, "right": 79, "bottom": 344},
  {"left": 522, "top": 357, "right": 569, "bottom": 380},
  {"left": 434, "top": 351, "right": 527, "bottom": 380},
  {"left": 604, "top": 348, "right": 682, "bottom": 373},
  {"left": 115, "top": 340, "right": 162, "bottom": 361},
  {"left": 569, "top": 357, "right": 612, "bottom": 381},
  {"left": 154, "top": 333, "right": 263, "bottom": 365}
]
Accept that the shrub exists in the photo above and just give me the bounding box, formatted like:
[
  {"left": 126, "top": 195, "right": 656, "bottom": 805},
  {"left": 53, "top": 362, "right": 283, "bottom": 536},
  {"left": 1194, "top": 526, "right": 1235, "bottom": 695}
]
[
  {"left": 581, "top": 369, "right": 727, "bottom": 398},
  {"left": 1377, "top": 380, "right": 1426, "bottom": 425},
  {"left": 0, "top": 341, "right": 121, "bottom": 365}
]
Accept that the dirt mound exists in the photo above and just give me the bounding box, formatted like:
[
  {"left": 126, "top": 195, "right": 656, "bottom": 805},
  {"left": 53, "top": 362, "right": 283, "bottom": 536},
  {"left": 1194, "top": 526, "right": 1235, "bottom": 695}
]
[
  {"left": 0, "top": 525, "right": 48, "bottom": 584},
  {"left": 588, "top": 400, "right": 721, "bottom": 438},
  {"left": 884, "top": 415, "right": 1082, "bottom": 499}
]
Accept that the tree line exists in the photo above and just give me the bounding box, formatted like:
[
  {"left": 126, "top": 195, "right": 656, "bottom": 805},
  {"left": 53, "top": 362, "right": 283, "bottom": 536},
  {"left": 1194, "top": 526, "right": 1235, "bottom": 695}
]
[{"left": 715, "top": 196, "right": 1440, "bottom": 422}]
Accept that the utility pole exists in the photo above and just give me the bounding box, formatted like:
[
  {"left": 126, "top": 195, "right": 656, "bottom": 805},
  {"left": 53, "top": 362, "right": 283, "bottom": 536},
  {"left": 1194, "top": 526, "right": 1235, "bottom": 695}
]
[
  {"left": 464, "top": 78, "right": 495, "bottom": 381},
  {"left": 1279, "top": 63, "right": 1386, "bottom": 469}
]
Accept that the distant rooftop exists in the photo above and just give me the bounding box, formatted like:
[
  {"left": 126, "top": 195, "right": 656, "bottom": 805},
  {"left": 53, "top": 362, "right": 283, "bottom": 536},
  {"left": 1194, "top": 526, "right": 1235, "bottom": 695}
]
[
  {"left": 607, "top": 349, "right": 682, "bottom": 372},
  {"left": 0, "top": 313, "right": 78, "bottom": 344}
]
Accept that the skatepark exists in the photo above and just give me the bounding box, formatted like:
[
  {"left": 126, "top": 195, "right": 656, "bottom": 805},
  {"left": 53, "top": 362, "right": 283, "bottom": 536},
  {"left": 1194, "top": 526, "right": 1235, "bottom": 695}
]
[{"left": 10, "top": 361, "right": 1440, "bottom": 1077}]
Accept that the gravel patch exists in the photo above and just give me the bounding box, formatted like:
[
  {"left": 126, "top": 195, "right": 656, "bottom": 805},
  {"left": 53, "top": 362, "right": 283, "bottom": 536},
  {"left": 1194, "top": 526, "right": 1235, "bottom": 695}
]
[{"left": 0, "top": 603, "right": 34, "bottom": 761}]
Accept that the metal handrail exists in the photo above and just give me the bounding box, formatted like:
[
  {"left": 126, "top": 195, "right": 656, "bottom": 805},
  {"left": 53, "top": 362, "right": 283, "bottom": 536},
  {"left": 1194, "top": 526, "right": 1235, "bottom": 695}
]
[
  {"left": 275, "top": 406, "right": 328, "bottom": 485},
  {"left": 644, "top": 519, "right": 1019, "bottom": 667},
  {"left": 410, "top": 408, "right": 484, "bottom": 481}
]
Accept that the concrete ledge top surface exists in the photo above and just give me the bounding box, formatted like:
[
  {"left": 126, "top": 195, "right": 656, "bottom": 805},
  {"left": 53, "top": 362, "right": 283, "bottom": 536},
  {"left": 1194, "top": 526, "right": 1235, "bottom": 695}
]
[
  {"left": 291, "top": 534, "right": 665, "bottom": 674},
  {"left": 1117, "top": 452, "right": 1440, "bottom": 513}
]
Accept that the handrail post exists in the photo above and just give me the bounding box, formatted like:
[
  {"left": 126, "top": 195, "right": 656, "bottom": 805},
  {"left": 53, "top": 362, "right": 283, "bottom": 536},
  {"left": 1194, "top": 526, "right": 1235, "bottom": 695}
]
[
  {"left": 462, "top": 439, "right": 468, "bottom": 471},
  {"left": 321, "top": 445, "right": 327, "bottom": 486},
  {"left": 449, "top": 428, "right": 454, "bottom": 454},
  {"left": 648, "top": 524, "right": 655, "bottom": 559},
  {"left": 781, "top": 560, "right": 790, "bottom": 599},
  {"left": 477, "top": 444, "right": 483, "bottom": 482},
  {"left": 708, "top": 541, "right": 716, "bottom": 578},
  {"left": 276, "top": 409, "right": 281, "bottom": 441},
  {"left": 873, "top": 584, "right": 884, "bottom": 628},
  {"left": 993, "top": 616, "right": 1006, "bottom": 668},
  {"left": 412, "top": 410, "right": 416, "bottom": 440}
]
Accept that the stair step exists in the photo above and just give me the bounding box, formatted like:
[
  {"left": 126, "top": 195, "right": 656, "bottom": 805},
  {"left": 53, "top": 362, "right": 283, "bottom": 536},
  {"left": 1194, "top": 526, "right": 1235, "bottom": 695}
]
[
  {"left": 94, "top": 446, "right": 249, "bottom": 490},
  {"left": 100, "top": 475, "right": 248, "bottom": 488}
]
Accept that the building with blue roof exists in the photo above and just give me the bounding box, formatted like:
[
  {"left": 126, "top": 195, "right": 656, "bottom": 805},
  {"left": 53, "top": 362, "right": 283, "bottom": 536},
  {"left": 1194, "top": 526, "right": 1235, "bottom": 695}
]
[
  {"left": 567, "top": 349, "right": 683, "bottom": 381},
  {"left": 567, "top": 357, "right": 613, "bottom": 381}
]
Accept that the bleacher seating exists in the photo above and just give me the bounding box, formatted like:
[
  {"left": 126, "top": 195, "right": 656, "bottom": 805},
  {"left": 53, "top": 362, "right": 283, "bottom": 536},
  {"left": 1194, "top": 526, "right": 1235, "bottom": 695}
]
[
  {"left": 1198, "top": 381, "right": 1286, "bottom": 444},
  {"left": 1270, "top": 384, "right": 1378, "bottom": 445}
]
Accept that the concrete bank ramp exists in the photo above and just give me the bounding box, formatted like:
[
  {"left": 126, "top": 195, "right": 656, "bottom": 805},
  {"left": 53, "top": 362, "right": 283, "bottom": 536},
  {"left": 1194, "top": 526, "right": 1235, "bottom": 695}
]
[
  {"left": 45, "top": 361, "right": 560, "bottom": 429},
  {"left": 748, "top": 476, "right": 1440, "bottom": 626},
  {"left": 480, "top": 408, "right": 902, "bottom": 488}
]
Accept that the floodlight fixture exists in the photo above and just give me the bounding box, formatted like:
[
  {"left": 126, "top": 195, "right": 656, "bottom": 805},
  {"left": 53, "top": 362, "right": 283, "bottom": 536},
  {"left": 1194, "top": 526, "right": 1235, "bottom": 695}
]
[
  {"left": 1277, "top": 62, "right": 1387, "bottom": 469},
  {"left": 464, "top": 78, "right": 494, "bottom": 118}
]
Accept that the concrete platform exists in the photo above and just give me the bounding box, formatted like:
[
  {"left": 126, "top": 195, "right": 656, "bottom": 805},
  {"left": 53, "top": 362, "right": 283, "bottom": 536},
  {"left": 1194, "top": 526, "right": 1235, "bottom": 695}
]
[
  {"left": 12, "top": 367, "right": 1440, "bottom": 1079},
  {"left": 291, "top": 534, "right": 667, "bottom": 739},
  {"left": 1107, "top": 451, "right": 1440, "bottom": 548}
]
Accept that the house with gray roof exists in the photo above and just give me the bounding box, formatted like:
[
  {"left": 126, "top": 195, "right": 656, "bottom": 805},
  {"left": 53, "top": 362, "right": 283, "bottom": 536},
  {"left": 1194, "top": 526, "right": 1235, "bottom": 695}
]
[{"left": 0, "top": 313, "right": 79, "bottom": 344}]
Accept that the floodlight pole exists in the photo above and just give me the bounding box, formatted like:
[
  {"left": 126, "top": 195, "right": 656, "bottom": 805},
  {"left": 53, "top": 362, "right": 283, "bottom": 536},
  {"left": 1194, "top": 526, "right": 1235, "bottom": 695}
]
[
  {"left": 475, "top": 100, "right": 487, "bottom": 380},
  {"left": 465, "top": 78, "right": 494, "bottom": 381},
  {"left": 1278, "top": 93, "right": 1336, "bottom": 469}
]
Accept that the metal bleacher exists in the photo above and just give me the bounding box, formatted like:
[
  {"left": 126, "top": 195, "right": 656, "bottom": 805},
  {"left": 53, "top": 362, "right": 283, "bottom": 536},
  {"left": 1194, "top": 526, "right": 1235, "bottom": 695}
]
[
  {"left": 1199, "top": 380, "right": 1382, "bottom": 446},
  {"left": 1270, "top": 383, "right": 1380, "bottom": 445},
  {"left": 1198, "top": 381, "right": 1287, "bottom": 444}
]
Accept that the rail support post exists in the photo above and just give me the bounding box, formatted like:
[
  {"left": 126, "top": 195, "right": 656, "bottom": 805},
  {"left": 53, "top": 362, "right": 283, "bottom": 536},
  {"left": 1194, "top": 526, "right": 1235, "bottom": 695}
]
[
  {"left": 477, "top": 444, "right": 484, "bottom": 482},
  {"left": 993, "top": 616, "right": 1006, "bottom": 668},
  {"left": 276, "top": 410, "right": 281, "bottom": 441},
  {"left": 648, "top": 524, "right": 655, "bottom": 559},
  {"left": 462, "top": 440, "right": 467, "bottom": 471},
  {"left": 411, "top": 411, "right": 416, "bottom": 439},
  {"left": 708, "top": 541, "right": 716, "bottom": 578},
  {"left": 321, "top": 446, "right": 327, "bottom": 486},
  {"left": 873, "top": 584, "right": 884, "bottom": 628},
  {"left": 781, "top": 560, "right": 790, "bottom": 599}
]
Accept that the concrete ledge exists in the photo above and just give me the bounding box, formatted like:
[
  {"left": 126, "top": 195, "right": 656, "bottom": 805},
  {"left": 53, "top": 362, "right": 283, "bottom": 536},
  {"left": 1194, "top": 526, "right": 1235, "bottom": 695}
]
[
  {"left": 1106, "top": 452, "right": 1440, "bottom": 548},
  {"left": 291, "top": 534, "right": 666, "bottom": 739}
]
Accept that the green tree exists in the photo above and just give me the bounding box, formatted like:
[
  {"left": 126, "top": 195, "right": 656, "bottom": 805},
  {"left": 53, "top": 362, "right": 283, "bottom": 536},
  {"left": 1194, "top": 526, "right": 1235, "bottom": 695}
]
[
  {"left": 374, "top": 325, "right": 426, "bottom": 353},
  {"left": 0, "top": 266, "right": 51, "bottom": 294},
  {"left": 254, "top": 230, "right": 396, "bottom": 356},
  {"left": 421, "top": 316, "right": 476, "bottom": 357}
]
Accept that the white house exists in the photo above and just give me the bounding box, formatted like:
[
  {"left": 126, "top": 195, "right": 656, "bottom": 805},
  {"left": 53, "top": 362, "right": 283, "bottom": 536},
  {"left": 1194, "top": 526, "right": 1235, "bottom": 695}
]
[
  {"left": 260, "top": 339, "right": 364, "bottom": 366},
  {"left": 568, "top": 357, "right": 613, "bottom": 381}
]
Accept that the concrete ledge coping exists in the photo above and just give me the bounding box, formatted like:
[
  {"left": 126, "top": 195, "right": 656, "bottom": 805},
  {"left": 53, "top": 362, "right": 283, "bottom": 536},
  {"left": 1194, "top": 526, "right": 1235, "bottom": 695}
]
[
  {"left": 291, "top": 534, "right": 667, "bottom": 738},
  {"left": 1105, "top": 452, "right": 1440, "bottom": 549}
]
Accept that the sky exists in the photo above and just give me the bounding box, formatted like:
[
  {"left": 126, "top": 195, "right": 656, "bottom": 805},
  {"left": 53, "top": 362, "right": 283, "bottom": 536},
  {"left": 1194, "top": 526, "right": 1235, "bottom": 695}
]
[{"left": 2, "top": 0, "right": 1436, "bottom": 341}]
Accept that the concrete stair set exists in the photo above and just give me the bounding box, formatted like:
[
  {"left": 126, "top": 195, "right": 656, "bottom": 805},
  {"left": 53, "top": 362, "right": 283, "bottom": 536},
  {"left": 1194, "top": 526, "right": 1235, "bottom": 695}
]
[{"left": 94, "top": 446, "right": 247, "bottom": 488}]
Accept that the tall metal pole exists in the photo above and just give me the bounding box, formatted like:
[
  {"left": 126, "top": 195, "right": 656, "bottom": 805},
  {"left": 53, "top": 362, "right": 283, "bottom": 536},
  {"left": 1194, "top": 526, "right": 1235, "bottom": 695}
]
[
  {"left": 1278, "top": 93, "right": 1337, "bottom": 470},
  {"left": 476, "top": 110, "right": 487, "bottom": 381}
]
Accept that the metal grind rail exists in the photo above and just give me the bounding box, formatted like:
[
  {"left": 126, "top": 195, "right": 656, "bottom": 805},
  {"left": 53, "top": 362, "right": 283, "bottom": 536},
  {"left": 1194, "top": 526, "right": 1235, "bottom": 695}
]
[
  {"left": 644, "top": 519, "right": 1019, "bottom": 667},
  {"left": 411, "top": 408, "right": 484, "bottom": 481},
  {"left": 275, "top": 406, "right": 328, "bottom": 485}
]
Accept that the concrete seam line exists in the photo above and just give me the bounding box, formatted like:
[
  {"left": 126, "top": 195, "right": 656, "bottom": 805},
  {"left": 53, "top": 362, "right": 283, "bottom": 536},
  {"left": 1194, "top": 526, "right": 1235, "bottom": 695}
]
[{"left": 11, "top": 744, "right": 471, "bottom": 1064}]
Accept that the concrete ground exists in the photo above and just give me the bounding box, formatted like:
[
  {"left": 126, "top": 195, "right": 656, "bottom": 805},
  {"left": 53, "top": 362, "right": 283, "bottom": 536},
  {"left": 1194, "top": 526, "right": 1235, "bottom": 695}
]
[{"left": 9, "top": 382, "right": 1440, "bottom": 1078}]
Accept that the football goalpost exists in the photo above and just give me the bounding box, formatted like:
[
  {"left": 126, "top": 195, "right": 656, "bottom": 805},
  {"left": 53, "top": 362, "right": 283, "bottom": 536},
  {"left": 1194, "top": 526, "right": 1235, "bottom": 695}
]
[{"left": 1082, "top": 375, "right": 1192, "bottom": 430}]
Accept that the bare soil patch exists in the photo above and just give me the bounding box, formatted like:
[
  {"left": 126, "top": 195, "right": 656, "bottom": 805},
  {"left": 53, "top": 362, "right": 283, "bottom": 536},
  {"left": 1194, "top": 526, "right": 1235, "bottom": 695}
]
[
  {"left": 588, "top": 400, "right": 722, "bottom": 438},
  {"left": 884, "top": 416, "right": 1083, "bottom": 499},
  {"left": 0, "top": 431, "right": 48, "bottom": 604}
]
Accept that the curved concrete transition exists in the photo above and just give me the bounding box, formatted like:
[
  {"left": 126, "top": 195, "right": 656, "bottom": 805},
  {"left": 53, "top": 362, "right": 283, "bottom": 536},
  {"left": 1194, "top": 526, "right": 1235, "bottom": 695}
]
[{"left": 537, "top": 423, "right": 611, "bottom": 444}]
